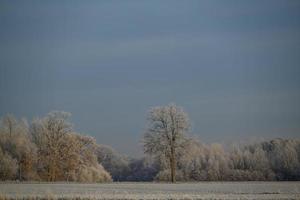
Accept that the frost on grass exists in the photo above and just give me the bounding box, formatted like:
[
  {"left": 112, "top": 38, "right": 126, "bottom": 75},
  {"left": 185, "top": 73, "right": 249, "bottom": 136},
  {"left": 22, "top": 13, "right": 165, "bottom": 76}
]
[{"left": 0, "top": 182, "right": 299, "bottom": 200}]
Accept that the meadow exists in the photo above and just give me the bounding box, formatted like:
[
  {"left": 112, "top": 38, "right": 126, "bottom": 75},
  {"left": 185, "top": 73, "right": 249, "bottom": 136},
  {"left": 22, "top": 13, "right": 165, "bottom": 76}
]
[{"left": 0, "top": 182, "right": 300, "bottom": 200}]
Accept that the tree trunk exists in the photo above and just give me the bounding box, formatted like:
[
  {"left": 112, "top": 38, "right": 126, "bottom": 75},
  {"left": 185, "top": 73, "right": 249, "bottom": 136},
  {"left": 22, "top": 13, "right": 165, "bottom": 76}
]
[
  {"left": 19, "top": 161, "right": 22, "bottom": 181},
  {"left": 170, "top": 146, "right": 176, "bottom": 183}
]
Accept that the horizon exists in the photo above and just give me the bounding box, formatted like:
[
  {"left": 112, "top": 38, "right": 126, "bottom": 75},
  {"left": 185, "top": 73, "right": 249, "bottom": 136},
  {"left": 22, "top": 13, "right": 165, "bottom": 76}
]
[{"left": 1, "top": 1, "right": 300, "bottom": 157}]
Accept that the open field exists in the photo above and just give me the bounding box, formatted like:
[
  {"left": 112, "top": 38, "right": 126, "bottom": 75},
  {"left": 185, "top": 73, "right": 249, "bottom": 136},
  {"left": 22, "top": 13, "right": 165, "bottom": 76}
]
[{"left": 0, "top": 182, "right": 300, "bottom": 200}]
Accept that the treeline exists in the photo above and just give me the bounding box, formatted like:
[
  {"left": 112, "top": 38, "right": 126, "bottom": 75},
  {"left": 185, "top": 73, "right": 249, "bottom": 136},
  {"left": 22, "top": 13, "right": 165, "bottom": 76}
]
[
  {"left": 97, "top": 138, "right": 300, "bottom": 182},
  {"left": 0, "top": 110, "right": 300, "bottom": 182},
  {"left": 0, "top": 112, "right": 111, "bottom": 182}
]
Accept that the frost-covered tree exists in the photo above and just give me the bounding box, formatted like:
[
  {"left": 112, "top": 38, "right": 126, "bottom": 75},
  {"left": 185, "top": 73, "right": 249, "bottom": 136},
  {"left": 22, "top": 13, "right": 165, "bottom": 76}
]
[
  {"left": 68, "top": 134, "right": 112, "bottom": 182},
  {"left": 2, "top": 114, "right": 17, "bottom": 138},
  {"left": 30, "top": 111, "right": 72, "bottom": 181},
  {"left": 96, "top": 144, "right": 130, "bottom": 181},
  {"left": 0, "top": 115, "right": 38, "bottom": 180},
  {"left": 29, "top": 111, "right": 111, "bottom": 182},
  {"left": 143, "top": 103, "right": 190, "bottom": 182},
  {"left": 0, "top": 148, "right": 18, "bottom": 180},
  {"left": 0, "top": 112, "right": 117, "bottom": 182},
  {"left": 262, "top": 138, "right": 300, "bottom": 180}
]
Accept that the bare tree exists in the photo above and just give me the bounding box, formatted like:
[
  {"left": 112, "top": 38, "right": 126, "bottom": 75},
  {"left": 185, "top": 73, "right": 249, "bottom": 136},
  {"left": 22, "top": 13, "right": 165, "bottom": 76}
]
[
  {"left": 2, "top": 114, "right": 17, "bottom": 138},
  {"left": 143, "top": 103, "right": 190, "bottom": 183},
  {"left": 30, "top": 111, "right": 112, "bottom": 182},
  {"left": 30, "top": 111, "right": 72, "bottom": 181}
]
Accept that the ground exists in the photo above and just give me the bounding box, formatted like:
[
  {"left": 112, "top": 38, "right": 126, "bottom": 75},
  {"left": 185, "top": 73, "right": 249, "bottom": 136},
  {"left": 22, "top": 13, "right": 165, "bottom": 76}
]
[{"left": 0, "top": 182, "right": 299, "bottom": 199}]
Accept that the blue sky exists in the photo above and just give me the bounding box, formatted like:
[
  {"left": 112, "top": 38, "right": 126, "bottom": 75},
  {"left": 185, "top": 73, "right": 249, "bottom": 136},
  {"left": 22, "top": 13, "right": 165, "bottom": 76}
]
[{"left": 1, "top": 0, "right": 300, "bottom": 156}]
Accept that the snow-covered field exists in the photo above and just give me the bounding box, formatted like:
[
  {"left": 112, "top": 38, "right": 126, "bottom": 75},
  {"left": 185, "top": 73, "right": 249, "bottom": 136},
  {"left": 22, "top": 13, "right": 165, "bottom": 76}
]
[{"left": 0, "top": 182, "right": 299, "bottom": 200}]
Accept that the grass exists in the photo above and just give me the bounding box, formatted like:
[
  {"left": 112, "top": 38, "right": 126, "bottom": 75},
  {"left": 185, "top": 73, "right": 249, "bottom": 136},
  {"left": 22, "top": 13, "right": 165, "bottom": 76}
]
[{"left": 1, "top": 182, "right": 300, "bottom": 200}]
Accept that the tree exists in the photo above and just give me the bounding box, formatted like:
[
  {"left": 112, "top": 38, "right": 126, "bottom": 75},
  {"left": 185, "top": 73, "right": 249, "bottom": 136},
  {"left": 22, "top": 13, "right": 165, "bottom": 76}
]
[
  {"left": 30, "top": 111, "right": 112, "bottom": 182},
  {"left": 67, "top": 134, "right": 112, "bottom": 182},
  {"left": 0, "top": 148, "right": 18, "bottom": 180},
  {"left": 0, "top": 115, "right": 38, "bottom": 181},
  {"left": 2, "top": 114, "right": 17, "bottom": 138},
  {"left": 96, "top": 144, "right": 130, "bottom": 181},
  {"left": 30, "top": 111, "right": 72, "bottom": 181},
  {"left": 143, "top": 103, "right": 190, "bottom": 182}
]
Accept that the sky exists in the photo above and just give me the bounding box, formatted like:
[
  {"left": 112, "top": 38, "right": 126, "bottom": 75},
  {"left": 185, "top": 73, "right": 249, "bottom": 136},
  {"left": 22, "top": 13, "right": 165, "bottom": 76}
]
[{"left": 0, "top": 0, "right": 300, "bottom": 157}]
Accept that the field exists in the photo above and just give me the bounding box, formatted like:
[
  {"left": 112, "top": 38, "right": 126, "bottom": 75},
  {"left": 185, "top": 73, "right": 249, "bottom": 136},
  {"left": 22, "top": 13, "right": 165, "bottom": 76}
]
[{"left": 0, "top": 182, "right": 300, "bottom": 200}]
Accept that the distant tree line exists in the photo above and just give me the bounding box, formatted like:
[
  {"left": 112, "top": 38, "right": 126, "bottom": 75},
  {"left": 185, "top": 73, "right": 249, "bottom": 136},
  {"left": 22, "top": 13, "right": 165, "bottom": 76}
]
[
  {"left": 104, "top": 104, "right": 300, "bottom": 182},
  {"left": 1, "top": 105, "right": 299, "bottom": 182},
  {"left": 99, "top": 137, "right": 300, "bottom": 182}
]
